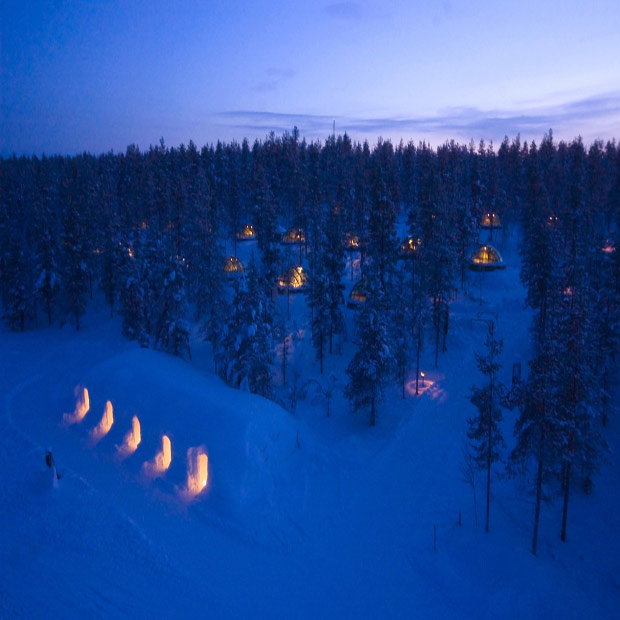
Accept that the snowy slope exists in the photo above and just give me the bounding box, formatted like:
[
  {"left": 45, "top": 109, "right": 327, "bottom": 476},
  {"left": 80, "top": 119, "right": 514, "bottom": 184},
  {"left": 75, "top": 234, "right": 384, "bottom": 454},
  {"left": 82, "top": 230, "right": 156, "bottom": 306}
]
[{"left": 1, "top": 228, "right": 619, "bottom": 619}]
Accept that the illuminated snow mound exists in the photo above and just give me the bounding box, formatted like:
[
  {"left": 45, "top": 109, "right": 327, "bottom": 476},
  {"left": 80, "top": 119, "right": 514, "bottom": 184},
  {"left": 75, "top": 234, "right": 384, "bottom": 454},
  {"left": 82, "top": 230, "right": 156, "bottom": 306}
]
[
  {"left": 117, "top": 415, "right": 141, "bottom": 457},
  {"left": 143, "top": 434, "right": 172, "bottom": 477},
  {"left": 89, "top": 400, "right": 114, "bottom": 444},
  {"left": 81, "top": 348, "right": 298, "bottom": 508},
  {"left": 62, "top": 386, "right": 90, "bottom": 426}
]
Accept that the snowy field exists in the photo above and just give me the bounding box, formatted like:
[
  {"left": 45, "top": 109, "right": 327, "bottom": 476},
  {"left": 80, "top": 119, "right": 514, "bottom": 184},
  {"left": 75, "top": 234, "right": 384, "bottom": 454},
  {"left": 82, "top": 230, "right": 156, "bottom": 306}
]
[{"left": 1, "top": 229, "right": 619, "bottom": 619}]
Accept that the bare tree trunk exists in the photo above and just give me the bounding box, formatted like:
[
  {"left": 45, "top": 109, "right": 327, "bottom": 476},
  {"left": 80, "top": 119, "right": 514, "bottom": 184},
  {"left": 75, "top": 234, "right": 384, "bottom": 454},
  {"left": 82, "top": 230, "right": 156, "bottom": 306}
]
[
  {"left": 281, "top": 334, "right": 287, "bottom": 385},
  {"left": 602, "top": 369, "right": 608, "bottom": 427},
  {"left": 442, "top": 306, "right": 448, "bottom": 353},
  {"left": 370, "top": 394, "right": 376, "bottom": 427},
  {"left": 486, "top": 368, "right": 493, "bottom": 533},
  {"left": 532, "top": 426, "right": 545, "bottom": 555},
  {"left": 435, "top": 316, "right": 440, "bottom": 368},
  {"left": 485, "top": 436, "right": 491, "bottom": 533},
  {"left": 561, "top": 461, "right": 571, "bottom": 542},
  {"left": 415, "top": 328, "right": 421, "bottom": 395},
  {"left": 473, "top": 484, "right": 478, "bottom": 527}
]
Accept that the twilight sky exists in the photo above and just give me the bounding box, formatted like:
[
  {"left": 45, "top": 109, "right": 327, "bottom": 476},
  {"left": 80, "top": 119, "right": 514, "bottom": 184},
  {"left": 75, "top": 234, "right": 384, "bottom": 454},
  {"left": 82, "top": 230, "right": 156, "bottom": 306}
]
[{"left": 2, "top": 0, "right": 619, "bottom": 156}]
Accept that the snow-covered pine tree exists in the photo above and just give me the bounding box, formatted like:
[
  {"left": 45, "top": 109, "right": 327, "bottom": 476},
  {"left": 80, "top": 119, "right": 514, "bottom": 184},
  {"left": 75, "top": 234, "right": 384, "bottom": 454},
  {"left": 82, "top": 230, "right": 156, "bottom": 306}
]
[
  {"left": 366, "top": 139, "right": 399, "bottom": 290},
  {"left": 436, "top": 142, "right": 475, "bottom": 291},
  {"left": 496, "top": 135, "right": 525, "bottom": 231},
  {"left": 217, "top": 255, "right": 273, "bottom": 397},
  {"left": 552, "top": 286, "right": 606, "bottom": 541},
  {"left": 153, "top": 249, "right": 191, "bottom": 360},
  {"left": 119, "top": 241, "right": 149, "bottom": 347},
  {"left": 30, "top": 158, "right": 62, "bottom": 326},
  {"left": 100, "top": 225, "right": 125, "bottom": 318},
  {"left": 61, "top": 167, "right": 90, "bottom": 331},
  {"left": 305, "top": 140, "right": 324, "bottom": 325},
  {"left": 192, "top": 189, "right": 227, "bottom": 354},
  {"left": 33, "top": 229, "right": 61, "bottom": 326},
  {"left": 591, "top": 229, "right": 620, "bottom": 428},
  {"left": 309, "top": 248, "right": 330, "bottom": 374},
  {"left": 323, "top": 202, "right": 346, "bottom": 353},
  {"left": 252, "top": 145, "right": 280, "bottom": 301},
  {"left": 552, "top": 138, "right": 607, "bottom": 541},
  {"left": 2, "top": 235, "right": 29, "bottom": 331},
  {"left": 519, "top": 141, "right": 562, "bottom": 345},
  {"left": 417, "top": 184, "right": 457, "bottom": 366},
  {"left": 345, "top": 279, "right": 394, "bottom": 426},
  {"left": 392, "top": 266, "right": 410, "bottom": 398},
  {"left": 467, "top": 321, "right": 505, "bottom": 533},
  {"left": 510, "top": 347, "right": 562, "bottom": 555}
]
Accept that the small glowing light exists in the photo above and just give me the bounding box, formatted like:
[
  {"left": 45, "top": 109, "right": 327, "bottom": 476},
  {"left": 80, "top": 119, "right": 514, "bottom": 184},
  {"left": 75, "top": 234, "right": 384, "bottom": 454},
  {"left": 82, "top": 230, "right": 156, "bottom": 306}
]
[{"left": 62, "top": 386, "right": 90, "bottom": 426}]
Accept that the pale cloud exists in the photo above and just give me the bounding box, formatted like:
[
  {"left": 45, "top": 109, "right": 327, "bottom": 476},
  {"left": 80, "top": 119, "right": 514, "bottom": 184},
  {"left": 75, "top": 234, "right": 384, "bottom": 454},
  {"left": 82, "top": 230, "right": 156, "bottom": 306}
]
[{"left": 217, "top": 91, "right": 620, "bottom": 145}]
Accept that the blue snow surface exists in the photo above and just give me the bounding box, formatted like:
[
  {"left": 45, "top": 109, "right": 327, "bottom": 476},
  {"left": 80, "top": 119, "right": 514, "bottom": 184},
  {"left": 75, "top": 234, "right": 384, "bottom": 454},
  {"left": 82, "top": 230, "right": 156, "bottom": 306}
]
[{"left": 1, "top": 228, "right": 619, "bottom": 619}]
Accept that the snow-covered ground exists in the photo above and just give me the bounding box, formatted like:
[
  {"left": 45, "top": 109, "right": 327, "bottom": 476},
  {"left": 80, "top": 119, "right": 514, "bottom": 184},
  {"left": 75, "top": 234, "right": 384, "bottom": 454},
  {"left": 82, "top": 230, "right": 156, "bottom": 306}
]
[{"left": 1, "top": 229, "right": 619, "bottom": 619}]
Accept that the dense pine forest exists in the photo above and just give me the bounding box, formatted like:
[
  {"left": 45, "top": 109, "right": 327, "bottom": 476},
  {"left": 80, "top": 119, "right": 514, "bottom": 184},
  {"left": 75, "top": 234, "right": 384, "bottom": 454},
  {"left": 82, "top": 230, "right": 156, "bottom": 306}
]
[{"left": 2, "top": 130, "right": 619, "bottom": 553}]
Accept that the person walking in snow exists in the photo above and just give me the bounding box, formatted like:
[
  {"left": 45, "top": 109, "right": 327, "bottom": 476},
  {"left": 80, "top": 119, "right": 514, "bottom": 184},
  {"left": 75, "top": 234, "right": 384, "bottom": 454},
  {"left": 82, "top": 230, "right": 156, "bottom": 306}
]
[{"left": 45, "top": 449, "right": 60, "bottom": 485}]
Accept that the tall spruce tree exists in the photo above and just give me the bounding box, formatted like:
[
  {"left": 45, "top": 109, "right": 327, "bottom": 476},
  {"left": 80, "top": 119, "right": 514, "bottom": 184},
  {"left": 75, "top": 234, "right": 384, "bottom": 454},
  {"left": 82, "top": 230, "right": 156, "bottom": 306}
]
[
  {"left": 467, "top": 321, "right": 505, "bottom": 533},
  {"left": 346, "top": 280, "right": 393, "bottom": 426},
  {"left": 217, "top": 256, "right": 273, "bottom": 397},
  {"left": 61, "top": 168, "right": 90, "bottom": 331}
]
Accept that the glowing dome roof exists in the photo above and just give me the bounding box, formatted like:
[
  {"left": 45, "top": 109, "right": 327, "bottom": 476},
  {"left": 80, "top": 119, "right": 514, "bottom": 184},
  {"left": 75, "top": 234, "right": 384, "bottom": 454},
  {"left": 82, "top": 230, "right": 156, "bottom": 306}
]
[{"left": 469, "top": 244, "right": 505, "bottom": 270}]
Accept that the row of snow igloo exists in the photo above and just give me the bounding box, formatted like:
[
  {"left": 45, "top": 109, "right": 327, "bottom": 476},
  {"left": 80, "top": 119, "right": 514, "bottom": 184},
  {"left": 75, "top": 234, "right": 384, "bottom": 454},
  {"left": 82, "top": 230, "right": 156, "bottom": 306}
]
[{"left": 62, "top": 386, "right": 209, "bottom": 501}]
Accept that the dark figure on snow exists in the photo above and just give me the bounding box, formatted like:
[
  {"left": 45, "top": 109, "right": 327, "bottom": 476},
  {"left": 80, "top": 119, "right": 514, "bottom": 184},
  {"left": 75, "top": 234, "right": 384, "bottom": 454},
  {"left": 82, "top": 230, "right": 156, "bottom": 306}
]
[{"left": 45, "top": 449, "right": 61, "bottom": 482}]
